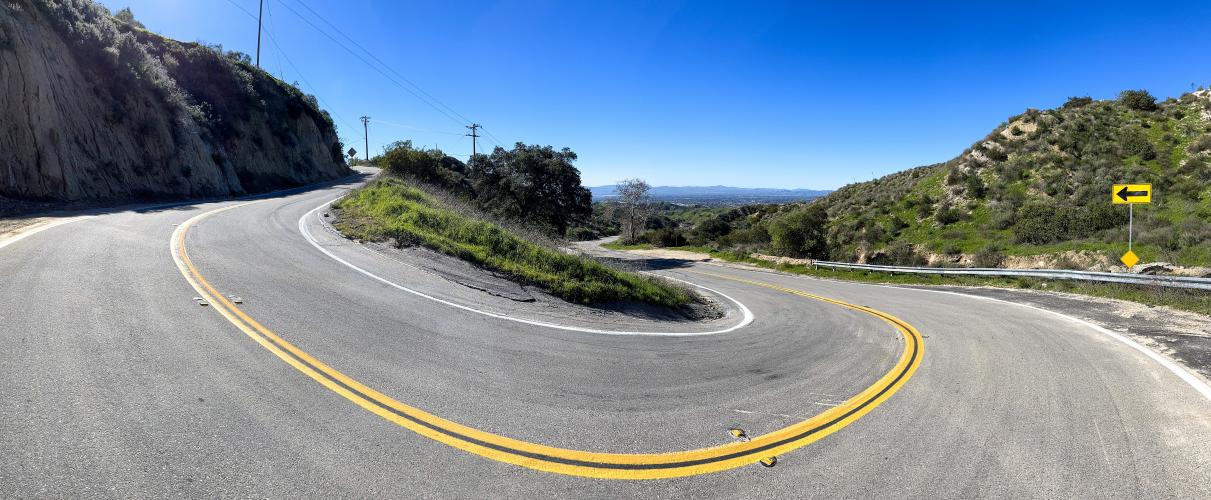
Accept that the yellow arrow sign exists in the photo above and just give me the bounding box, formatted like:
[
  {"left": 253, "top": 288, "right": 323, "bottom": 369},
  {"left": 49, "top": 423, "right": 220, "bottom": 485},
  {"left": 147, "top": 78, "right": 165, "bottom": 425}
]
[{"left": 1112, "top": 184, "right": 1151, "bottom": 204}]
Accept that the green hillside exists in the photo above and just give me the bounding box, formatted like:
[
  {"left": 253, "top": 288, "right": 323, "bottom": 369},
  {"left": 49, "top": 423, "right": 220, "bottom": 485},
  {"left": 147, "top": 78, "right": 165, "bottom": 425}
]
[
  {"left": 627, "top": 89, "right": 1211, "bottom": 270},
  {"left": 817, "top": 89, "right": 1211, "bottom": 268}
]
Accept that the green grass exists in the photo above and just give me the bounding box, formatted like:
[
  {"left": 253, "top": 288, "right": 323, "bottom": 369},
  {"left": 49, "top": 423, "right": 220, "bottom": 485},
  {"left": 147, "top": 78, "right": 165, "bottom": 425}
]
[
  {"left": 620, "top": 245, "right": 1211, "bottom": 316},
  {"left": 333, "top": 178, "right": 693, "bottom": 308},
  {"left": 601, "top": 241, "right": 655, "bottom": 251}
]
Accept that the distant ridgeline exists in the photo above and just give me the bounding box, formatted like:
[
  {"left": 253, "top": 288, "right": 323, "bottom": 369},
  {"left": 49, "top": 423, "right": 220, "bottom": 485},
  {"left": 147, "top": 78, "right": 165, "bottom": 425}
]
[
  {"left": 0, "top": 0, "right": 350, "bottom": 202},
  {"left": 590, "top": 185, "right": 832, "bottom": 205}
]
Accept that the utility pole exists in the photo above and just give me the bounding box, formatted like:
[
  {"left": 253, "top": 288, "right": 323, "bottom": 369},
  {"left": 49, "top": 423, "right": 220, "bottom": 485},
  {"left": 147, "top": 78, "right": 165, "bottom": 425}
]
[
  {"left": 360, "top": 116, "right": 371, "bottom": 166},
  {"left": 256, "top": 0, "right": 264, "bottom": 68},
  {"left": 466, "top": 123, "right": 481, "bottom": 163}
]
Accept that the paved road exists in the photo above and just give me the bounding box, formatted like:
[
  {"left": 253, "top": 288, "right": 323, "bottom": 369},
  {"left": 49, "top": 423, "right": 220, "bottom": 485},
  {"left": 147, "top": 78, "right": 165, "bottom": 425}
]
[{"left": 2, "top": 175, "right": 1209, "bottom": 498}]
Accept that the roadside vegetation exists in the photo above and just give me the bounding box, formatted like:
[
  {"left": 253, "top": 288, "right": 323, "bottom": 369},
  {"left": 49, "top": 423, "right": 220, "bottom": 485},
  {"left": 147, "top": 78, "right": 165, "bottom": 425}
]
[
  {"left": 588, "top": 88, "right": 1211, "bottom": 272},
  {"left": 333, "top": 175, "right": 692, "bottom": 308}
]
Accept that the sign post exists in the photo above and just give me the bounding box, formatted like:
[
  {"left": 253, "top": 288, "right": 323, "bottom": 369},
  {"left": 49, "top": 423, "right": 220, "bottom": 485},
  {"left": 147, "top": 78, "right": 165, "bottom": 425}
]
[{"left": 1112, "top": 183, "right": 1152, "bottom": 268}]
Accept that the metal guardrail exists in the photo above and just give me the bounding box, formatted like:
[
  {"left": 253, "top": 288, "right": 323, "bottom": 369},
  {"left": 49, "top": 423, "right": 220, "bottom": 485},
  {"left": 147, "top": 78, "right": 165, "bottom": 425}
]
[{"left": 810, "top": 261, "right": 1211, "bottom": 291}]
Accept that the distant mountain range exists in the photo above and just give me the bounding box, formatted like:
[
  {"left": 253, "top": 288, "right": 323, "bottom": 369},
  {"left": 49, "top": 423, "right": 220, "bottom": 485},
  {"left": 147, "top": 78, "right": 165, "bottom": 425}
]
[{"left": 589, "top": 185, "right": 831, "bottom": 202}]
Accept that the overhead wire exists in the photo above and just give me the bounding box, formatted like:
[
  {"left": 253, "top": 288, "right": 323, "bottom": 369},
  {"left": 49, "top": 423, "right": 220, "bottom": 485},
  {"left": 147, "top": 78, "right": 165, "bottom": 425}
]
[
  {"left": 274, "top": 0, "right": 469, "bottom": 127},
  {"left": 224, "top": 0, "right": 509, "bottom": 148},
  {"left": 286, "top": 0, "right": 477, "bottom": 128}
]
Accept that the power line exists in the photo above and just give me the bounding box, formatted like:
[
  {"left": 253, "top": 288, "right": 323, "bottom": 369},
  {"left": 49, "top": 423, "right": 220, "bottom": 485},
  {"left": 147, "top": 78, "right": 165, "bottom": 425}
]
[
  {"left": 223, "top": 0, "right": 257, "bottom": 20},
  {"left": 287, "top": 0, "right": 476, "bottom": 127},
  {"left": 224, "top": 0, "right": 506, "bottom": 148},
  {"left": 274, "top": 0, "right": 469, "bottom": 127},
  {"left": 371, "top": 119, "right": 462, "bottom": 135},
  {"left": 252, "top": 2, "right": 357, "bottom": 133}
]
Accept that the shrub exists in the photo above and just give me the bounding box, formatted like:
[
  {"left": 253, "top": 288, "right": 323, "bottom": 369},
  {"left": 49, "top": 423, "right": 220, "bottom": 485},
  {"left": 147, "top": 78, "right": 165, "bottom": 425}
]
[
  {"left": 886, "top": 241, "right": 926, "bottom": 266},
  {"left": 1014, "top": 201, "right": 1066, "bottom": 244},
  {"left": 644, "top": 228, "right": 687, "bottom": 248},
  {"left": 934, "top": 204, "right": 964, "bottom": 225},
  {"left": 1118, "top": 90, "right": 1158, "bottom": 111},
  {"left": 965, "top": 173, "right": 987, "bottom": 197},
  {"left": 1188, "top": 135, "right": 1211, "bottom": 154},
  {"left": 1120, "top": 129, "right": 1157, "bottom": 160},
  {"left": 1063, "top": 96, "right": 1094, "bottom": 109},
  {"left": 695, "top": 217, "right": 732, "bottom": 240},
  {"left": 113, "top": 7, "right": 145, "bottom": 29},
  {"left": 973, "top": 244, "right": 1005, "bottom": 267},
  {"left": 769, "top": 205, "right": 829, "bottom": 258},
  {"left": 567, "top": 227, "right": 597, "bottom": 241}
]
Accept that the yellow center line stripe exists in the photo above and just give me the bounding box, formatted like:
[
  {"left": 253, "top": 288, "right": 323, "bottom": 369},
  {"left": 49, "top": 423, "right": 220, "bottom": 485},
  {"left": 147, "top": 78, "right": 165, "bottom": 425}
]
[{"left": 169, "top": 201, "right": 924, "bottom": 479}]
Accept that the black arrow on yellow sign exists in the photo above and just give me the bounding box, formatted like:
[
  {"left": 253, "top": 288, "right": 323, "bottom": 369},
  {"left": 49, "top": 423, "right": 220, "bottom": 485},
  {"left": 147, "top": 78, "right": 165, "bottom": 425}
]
[{"left": 1115, "top": 186, "right": 1148, "bottom": 202}]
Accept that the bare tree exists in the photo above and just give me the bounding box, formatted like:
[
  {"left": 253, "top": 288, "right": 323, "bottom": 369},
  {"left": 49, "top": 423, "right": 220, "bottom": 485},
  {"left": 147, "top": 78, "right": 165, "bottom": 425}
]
[{"left": 616, "top": 178, "right": 651, "bottom": 243}]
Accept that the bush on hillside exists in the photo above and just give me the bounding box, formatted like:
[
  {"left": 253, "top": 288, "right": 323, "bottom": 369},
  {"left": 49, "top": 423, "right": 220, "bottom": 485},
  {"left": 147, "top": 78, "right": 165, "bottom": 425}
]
[
  {"left": 378, "top": 140, "right": 473, "bottom": 192},
  {"left": 1063, "top": 96, "right": 1094, "bottom": 109},
  {"left": 1014, "top": 201, "right": 1067, "bottom": 244},
  {"left": 1120, "top": 128, "right": 1157, "bottom": 160},
  {"left": 643, "top": 228, "right": 687, "bottom": 247},
  {"left": 934, "top": 204, "right": 964, "bottom": 225},
  {"left": 1118, "top": 90, "right": 1158, "bottom": 111},
  {"left": 973, "top": 244, "right": 1006, "bottom": 267},
  {"left": 769, "top": 205, "right": 829, "bottom": 258},
  {"left": 886, "top": 241, "right": 927, "bottom": 266}
]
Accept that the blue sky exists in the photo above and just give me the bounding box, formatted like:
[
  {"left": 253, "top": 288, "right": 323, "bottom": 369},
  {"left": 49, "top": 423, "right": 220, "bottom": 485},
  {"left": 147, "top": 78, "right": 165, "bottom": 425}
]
[{"left": 98, "top": 1, "right": 1211, "bottom": 189}]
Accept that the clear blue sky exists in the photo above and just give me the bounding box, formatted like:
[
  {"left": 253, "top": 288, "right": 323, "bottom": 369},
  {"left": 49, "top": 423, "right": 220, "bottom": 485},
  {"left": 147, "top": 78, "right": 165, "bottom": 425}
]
[{"left": 98, "top": 0, "right": 1211, "bottom": 189}]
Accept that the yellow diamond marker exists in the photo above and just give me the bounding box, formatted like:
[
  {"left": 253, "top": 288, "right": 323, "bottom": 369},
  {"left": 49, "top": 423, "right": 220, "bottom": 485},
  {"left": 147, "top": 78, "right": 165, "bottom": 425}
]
[{"left": 1121, "top": 250, "right": 1139, "bottom": 268}]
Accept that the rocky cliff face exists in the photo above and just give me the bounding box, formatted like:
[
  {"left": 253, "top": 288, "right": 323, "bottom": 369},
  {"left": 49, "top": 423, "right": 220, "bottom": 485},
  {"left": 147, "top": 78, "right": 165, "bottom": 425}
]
[{"left": 0, "top": 0, "right": 351, "bottom": 202}]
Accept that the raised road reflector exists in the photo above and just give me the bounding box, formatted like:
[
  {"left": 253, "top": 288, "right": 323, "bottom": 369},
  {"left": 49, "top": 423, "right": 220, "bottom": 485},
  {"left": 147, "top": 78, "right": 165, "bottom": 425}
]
[
  {"left": 1121, "top": 250, "right": 1140, "bottom": 268},
  {"left": 1113, "top": 184, "right": 1151, "bottom": 204}
]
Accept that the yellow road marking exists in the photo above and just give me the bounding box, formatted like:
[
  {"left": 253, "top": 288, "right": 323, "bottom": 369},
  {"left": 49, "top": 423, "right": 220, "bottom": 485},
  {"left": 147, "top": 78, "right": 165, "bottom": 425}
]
[{"left": 170, "top": 202, "right": 924, "bottom": 479}]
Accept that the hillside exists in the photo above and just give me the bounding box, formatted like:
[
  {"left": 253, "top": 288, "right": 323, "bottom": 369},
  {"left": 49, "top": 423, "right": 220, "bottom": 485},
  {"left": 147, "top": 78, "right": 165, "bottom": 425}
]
[
  {"left": 0, "top": 0, "right": 350, "bottom": 204},
  {"left": 610, "top": 88, "right": 1211, "bottom": 272},
  {"left": 814, "top": 89, "right": 1211, "bottom": 269}
]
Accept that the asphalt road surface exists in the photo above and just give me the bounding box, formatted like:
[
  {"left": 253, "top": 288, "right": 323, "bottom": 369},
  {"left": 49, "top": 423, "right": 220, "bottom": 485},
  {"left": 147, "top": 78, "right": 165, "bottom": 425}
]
[{"left": 2, "top": 174, "right": 1209, "bottom": 498}]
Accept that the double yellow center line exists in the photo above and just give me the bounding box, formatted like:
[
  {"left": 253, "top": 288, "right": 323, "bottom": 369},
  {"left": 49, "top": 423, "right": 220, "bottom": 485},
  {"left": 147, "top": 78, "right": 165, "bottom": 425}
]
[{"left": 171, "top": 202, "right": 923, "bottom": 479}]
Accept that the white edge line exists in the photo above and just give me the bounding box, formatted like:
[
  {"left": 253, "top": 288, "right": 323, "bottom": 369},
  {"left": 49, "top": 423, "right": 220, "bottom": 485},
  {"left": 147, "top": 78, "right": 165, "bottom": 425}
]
[
  {"left": 891, "top": 285, "right": 1211, "bottom": 403},
  {"left": 0, "top": 216, "right": 91, "bottom": 251},
  {"left": 754, "top": 265, "right": 1211, "bottom": 404},
  {"left": 296, "top": 195, "right": 755, "bottom": 336}
]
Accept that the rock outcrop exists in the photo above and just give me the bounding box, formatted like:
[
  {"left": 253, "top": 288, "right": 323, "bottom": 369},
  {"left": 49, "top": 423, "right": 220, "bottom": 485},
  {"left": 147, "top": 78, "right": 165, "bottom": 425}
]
[{"left": 0, "top": 0, "right": 351, "bottom": 202}]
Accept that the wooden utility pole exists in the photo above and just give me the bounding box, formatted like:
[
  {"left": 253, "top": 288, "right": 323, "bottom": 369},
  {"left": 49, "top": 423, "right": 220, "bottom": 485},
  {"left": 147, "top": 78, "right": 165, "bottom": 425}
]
[
  {"left": 360, "top": 116, "right": 371, "bottom": 165},
  {"left": 256, "top": 0, "right": 264, "bottom": 68},
  {"left": 466, "top": 123, "right": 481, "bottom": 163}
]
